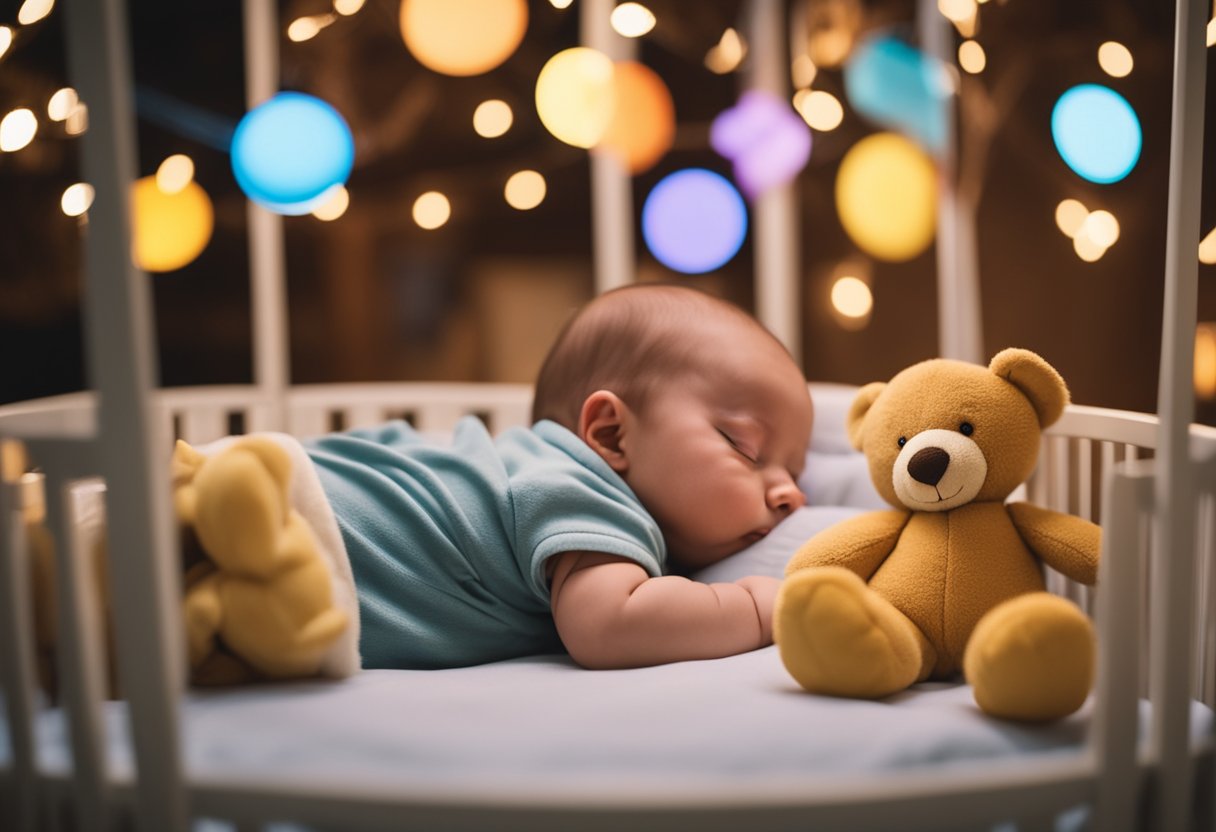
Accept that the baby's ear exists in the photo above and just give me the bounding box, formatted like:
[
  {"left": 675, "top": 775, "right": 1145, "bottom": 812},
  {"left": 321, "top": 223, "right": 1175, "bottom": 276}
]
[
  {"left": 578, "top": 391, "right": 630, "bottom": 473},
  {"left": 846, "top": 382, "right": 886, "bottom": 451}
]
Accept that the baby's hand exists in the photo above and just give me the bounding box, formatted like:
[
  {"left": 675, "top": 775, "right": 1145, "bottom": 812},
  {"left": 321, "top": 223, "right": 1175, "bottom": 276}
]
[{"left": 734, "top": 575, "right": 781, "bottom": 646}]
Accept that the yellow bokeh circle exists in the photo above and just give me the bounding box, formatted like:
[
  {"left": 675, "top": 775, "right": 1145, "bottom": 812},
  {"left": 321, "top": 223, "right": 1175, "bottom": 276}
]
[
  {"left": 535, "top": 47, "right": 615, "bottom": 149},
  {"left": 132, "top": 176, "right": 214, "bottom": 272},
  {"left": 835, "top": 132, "right": 937, "bottom": 262},
  {"left": 598, "top": 60, "right": 674, "bottom": 174},
  {"left": 399, "top": 0, "right": 527, "bottom": 77}
]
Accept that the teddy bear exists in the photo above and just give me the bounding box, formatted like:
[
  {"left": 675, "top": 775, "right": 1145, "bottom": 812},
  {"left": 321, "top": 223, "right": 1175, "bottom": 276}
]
[
  {"left": 774, "top": 348, "right": 1101, "bottom": 722},
  {"left": 173, "top": 437, "right": 349, "bottom": 684}
]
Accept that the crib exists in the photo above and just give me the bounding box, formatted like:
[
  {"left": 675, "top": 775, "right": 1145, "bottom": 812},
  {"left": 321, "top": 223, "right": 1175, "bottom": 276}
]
[{"left": 1, "top": 0, "right": 1214, "bottom": 830}]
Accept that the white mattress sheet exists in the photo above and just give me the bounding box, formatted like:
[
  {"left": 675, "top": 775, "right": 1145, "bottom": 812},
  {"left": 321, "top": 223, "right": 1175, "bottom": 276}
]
[{"left": 11, "top": 648, "right": 1211, "bottom": 799}]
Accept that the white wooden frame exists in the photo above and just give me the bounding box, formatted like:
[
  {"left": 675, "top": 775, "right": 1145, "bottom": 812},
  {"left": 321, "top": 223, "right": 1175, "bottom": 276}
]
[{"left": 0, "top": 0, "right": 1212, "bottom": 829}]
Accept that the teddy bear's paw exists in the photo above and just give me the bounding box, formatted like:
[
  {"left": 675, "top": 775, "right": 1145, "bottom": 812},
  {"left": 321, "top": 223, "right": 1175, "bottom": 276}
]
[
  {"left": 182, "top": 575, "right": 224, "bottom": 669},
  {"left": 775, "top": 566, "right": 925, "bottom": 698},
  {"left": 192, "top": 438, "right": 294, "bottom": 577},
  {"left": 964, "top": 592, "right": 1094, "bottom": 722}
]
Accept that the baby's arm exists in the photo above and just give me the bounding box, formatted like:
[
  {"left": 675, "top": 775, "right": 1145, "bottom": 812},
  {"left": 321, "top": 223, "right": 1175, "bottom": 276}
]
[{"left": 549, "top": 551, "right": 779, "bottom": 669}]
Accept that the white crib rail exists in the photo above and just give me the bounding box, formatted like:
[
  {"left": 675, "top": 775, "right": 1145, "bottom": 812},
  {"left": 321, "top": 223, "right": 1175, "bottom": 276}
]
[{"left": 3, "top": 386, "right": 1215, "bottom": 831}]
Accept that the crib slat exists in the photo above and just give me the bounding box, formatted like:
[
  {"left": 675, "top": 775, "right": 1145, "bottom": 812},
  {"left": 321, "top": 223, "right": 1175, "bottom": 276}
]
[
  {"left": 0, "top": 476, "right": 42, "bottom": 832},
  {"left": 1078, "top": 438, "right": 1094, "bottom": 523},
  {"left": 1092, "top": 463, "right": 1152, "bottom": 832},
  {"left": 26, "top": 445, "right": 112, "bottom": 832},
  {"left": 179, "top": 408, "right": 229, "bottom": 446}
]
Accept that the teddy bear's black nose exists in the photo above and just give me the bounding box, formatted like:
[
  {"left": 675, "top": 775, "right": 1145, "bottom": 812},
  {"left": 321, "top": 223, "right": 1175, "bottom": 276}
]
[{"left": 908, "top": 446, "right": 950, "bottom": 486}]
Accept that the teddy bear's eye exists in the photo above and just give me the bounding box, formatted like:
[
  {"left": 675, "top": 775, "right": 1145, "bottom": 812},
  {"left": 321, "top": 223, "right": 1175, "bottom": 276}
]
[
  {"left": 897, "top": 436, "right": 907, "bottom": 448},
  {"left": 959, "top": 422, "right": 974, "bottom": 436}
]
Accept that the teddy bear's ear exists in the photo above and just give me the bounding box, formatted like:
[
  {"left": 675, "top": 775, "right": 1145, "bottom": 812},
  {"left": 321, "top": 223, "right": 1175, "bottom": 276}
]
[
  {"left": 847, "top": 382, "right": 886, "bottom": 450},
  {"left": 989, "top": 348, "right": 1070, "bottom": 428}
]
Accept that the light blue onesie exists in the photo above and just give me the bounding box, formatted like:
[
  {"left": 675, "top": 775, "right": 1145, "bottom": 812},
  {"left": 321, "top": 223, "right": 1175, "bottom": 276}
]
[{"left": 304, "top": 417, "right": 667, "bottom": 669}]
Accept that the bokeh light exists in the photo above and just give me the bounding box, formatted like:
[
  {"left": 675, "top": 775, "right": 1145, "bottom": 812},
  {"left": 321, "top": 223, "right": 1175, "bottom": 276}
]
[
  {"left": 156, "top": 154, "right": 195, "bottom": 195},
  {"left": 610, "top": 3, "right": 656, "bottom": 38},
  {"left": 705, "top": 28, "right": 746, "bottom": 74},
  {"left": 65, "top": 102, "right": 87, "bottom": 135},
  {"left": 835, "top": 132, "right": 937, "bottom": 262},
  {"left": 413, "top": 191, "right": 451, "bottom": 229},
  {"left": 1051, "top": 84, "right": 1141, "bottom": 184},
  {"left": 0, "top": 108, "right": 37, "bottom": 152},
  {"left": 400, "top": 0, "right": 527, "bottom": 77},
  {"left": 504, "top": 170, "right": 546, "bottom": 210},
  {"left": 1097, "top": 41, "right": 1133, "bottom": 78},
  {"left": 535, "top": 47, "right": 615, "bottom": 149},
  {"left": 132, "top": 175, "right": 214, "bottom": 272},
  {"left": 791, "top": 55, "right": 817, "bottom": 89},
  {"left": 598, "top": 61, "right": 675, "bottom": 174},
  {"left": 473, "top": 99, "right": 513, "bottom": 138},
  {"left": 958, "top": 40, "right": 985, "bottom": 74},
  {"left": 231, "top": 92, "right": 354, "bottom": 215},
  {"left": 793, "top": 89, "right": 843, "bottom": 131},
  {"left": 334, "top": 0, "right": 365, "bottom": 14},
  {"left": 47, "top": 87, "right": 77, "bottom": 121},
  {"left": 1054, "top": 198, "right": 1088, "bottom": 238},
  {"left": 288, "top": 14, "right": 334, "bottom": 42},
  {"left": 642, "top": 169, "right": 747, "bottom": 274},
  {"left": 17, "top": 0, "right": 54, "bottom": 26},
  {"left": 841, "top": 132, "right": 933, "bottom": 260},
  {"left": 60, "top": 182, "right": 94, "bottom": 217},
  {"left": 1200, "top": 226, "right": 1216, "bottom": 265},
  {"left": 711, "top": 90, "right": 811, "bottom": 199},
  {"left": 937, "top": 0, "right": 976, "bottom": 24},
  {"left": 549, "top": 0, "right": 573, "bottom": 8},
  {"left": 1080, "top": 209, "right": 1120, "bottom": 248},
  {"left": 843, "top": 33, "right": 949, "bottom": 156},
  {"left": 1073, "top": 233, "right": 1106, "bottom": 263},
  {"left": 1196, "top": 324, "right": 1216, "bottom": 400},
  {"left": 0, "top": 27, "right": 12, "bottom": 60},
  {"left": 831, "top": 276, "right": 873, "bottom": 319},
  {"left": 311, "top": 185, "right": 350, "bottom": 221}
]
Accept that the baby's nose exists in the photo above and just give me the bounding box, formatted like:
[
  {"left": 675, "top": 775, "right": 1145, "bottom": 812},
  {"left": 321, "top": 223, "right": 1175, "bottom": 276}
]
[{"left": 768, "top": 479, "right": 805, "bottom": 514}]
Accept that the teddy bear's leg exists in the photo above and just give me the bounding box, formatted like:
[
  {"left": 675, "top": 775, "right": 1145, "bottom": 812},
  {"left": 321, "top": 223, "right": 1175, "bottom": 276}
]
[
  {"left": 775, "top": 566, "right": 934, "bottom": 698},
  {"left": 182, "top": 566, "right": 224, "bottom": 670},
  {"left": 218, "top": 575, "right": 348, "bottom": 679},
  {"left": 963, "top": 592, "right": 1094, "bottom": 722}
]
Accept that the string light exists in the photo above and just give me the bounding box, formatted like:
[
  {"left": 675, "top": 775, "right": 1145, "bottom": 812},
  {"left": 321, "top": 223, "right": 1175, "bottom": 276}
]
[
  {"left": 413, "top": 191, "right": 451, "bottom": 229},
  {"left": 610, "top": 3, "right": 656, "bottom": 38},
  {"left": 504, "top": 170, "right": 546, "bottom": 210},
  {"left": 831, "top": 276, "right": 873, "bottom": 320},
  {"left": 791, "top": 54, "right": 817, "bottom": 89},
  {"left": 17, "top": 0, "right": 54, "bottom": 26},
  {"left": 287, "top": 14, "right": 335, "bottom": 43},
  {"left": 1054, "top": 199, "right": 1088, "bottom": 238},
  {"left": 1198, "top": 226, "right": 1216, "bottom": 264},
  {"left": 793, "top": 89, "right": 843, "bottom": 131},
  {"left": 958, "top": 40, "right": 986, "bottom": 74},
  {"left": 60, "top": 182, "right": 94, "bottom": 217},
  {"left": 473, "top": 99, "right": 513, "bottom": 138},
  {"left": 156, "top": 154, "right": 195, "bottom": 194},
  {"left": 64, "top": 102, "right": 87, "bottom": 135},
  {"left": 705, "top": 28, "right": 746, "bottom": 74},
  {"left": 47, "top": 87, "right": 78, "bottom": 122},
  {"left": 311, "top": 185, "right": 350, "bottom": 221},
  {"left": 0, "top": 27, "right": 13, "bottom": 60},
  {"left": 333, "top": 0, "right": 365, "bottom": 15},
  {"left": 0, "top": 108, "right": 38, "bottom": 152},
  {"left": 549, "top": 0, "right": 573, "bottom": 8},
  {"left": 1079, "top": 209, "right": 1120, "bottom": 248},
  {"left": 1097, "top": 41, "right": 1133, "bottom": 78}
]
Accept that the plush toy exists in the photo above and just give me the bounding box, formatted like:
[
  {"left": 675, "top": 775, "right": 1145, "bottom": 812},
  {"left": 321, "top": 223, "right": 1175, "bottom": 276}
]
[
  {"left": 174, "top": 437, "right": 349, "bottom": 684},
  {"left": 774, "top": 349, "right": 1101, "bottom": 721}
]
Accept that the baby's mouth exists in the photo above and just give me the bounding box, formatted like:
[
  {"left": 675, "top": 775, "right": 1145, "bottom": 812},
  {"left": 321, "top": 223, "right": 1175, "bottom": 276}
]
[{"left": 743, "top": 529, "right": 770, "bottom": 544}]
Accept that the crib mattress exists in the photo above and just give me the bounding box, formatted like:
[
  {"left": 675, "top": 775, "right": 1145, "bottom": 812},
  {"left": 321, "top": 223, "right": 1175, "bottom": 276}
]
[{"left": 9, "top": 647, "right": 1211, "bottom": 805}]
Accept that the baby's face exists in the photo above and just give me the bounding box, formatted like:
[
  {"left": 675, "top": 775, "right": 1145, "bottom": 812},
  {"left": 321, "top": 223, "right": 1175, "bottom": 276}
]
[{"left": 620, "top": 331, "right": 813, "bottom": 570}]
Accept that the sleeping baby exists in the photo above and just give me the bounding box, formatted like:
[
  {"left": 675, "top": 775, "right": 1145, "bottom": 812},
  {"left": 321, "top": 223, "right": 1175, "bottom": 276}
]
[{"left": 179, "top": 284, "right": 813, "bottom": 681}]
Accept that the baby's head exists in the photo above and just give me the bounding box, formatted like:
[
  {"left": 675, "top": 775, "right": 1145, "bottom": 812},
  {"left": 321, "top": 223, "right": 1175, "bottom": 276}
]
[{"left": 533, "top": 285, "right": 813, "bottom": 569}]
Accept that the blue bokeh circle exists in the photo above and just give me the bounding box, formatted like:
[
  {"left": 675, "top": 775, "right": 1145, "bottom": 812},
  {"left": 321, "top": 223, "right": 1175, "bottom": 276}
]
[
  {"left": 231, "top": 92, "right": 355, "bottom": 215},
  {"left": 642, "top": 169, "right": 748, "bottom": 274},
  {"left": 1051, "top": 84, "right": 1142, "bottom": 185}
]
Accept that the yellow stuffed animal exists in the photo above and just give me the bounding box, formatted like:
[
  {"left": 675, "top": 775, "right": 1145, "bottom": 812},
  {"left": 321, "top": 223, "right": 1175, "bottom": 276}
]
[
  {"left": 775, "top": 349, "right": 1101, "bottom": 721},
  {"left": 173, "top": 437, "right": 349, "bottom": 683}
]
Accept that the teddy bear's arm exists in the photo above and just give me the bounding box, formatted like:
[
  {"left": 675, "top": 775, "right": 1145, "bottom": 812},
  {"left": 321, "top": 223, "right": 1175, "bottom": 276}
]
[
  {"left": 1007, "top": 502, "right": 1101, "bottom": 586},
  {"left": 784, "top": 509, "right": 911, "bottom": 580}
]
